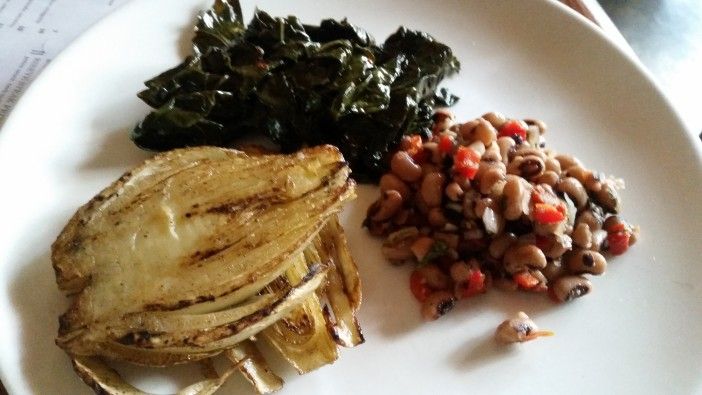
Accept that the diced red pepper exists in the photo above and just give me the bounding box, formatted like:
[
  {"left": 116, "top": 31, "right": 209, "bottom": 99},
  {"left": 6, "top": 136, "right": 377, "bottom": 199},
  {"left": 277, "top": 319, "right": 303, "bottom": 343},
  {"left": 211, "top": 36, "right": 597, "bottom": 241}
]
[
  {"left": 533, "top": 203, "right": 565, "bottom": 224},
  {"left": 513, "top": 271, "right": 541, "bottom": 290},
  {"left": 458, "top": 268, "right": 486, "bottom": 298},
  {"left": 453, "top": 146, "right": 481, "bottom": 180},
  {"left": 608, "top": 222, "right": 627, "bottom": 234},
  {"left": 607, "top": 231, "right": 630, "bottom": 255},
  {"left": 410, "top": 270, "right": 431, "bottom": 302},
  {"left": 531, "top": 190, "right": 545, "bottom": 204},
  {"left": 498, "top": 119, "right": 528, "bottom": 140},
  {"left": 438, "top": 135, "right": 455, "bottom": 154}
]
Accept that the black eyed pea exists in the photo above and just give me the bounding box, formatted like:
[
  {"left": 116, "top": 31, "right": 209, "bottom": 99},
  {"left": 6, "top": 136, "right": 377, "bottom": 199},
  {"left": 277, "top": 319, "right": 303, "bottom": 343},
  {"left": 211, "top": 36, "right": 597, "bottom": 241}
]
[
  {"left": 482, "top": 111, "right": 507, "bottom": 129},
  {"left": 452, "top": 173, "right": 472, "bottom": 191},
  {"left": 391, "top": 151, "right": 422, "bottom": 182},
  {"left": 593, "top": 182, "right": 621, "bottom": 213},
  {"left": 428, "top": 207, "right": 448, "bottom": 228},
  {"left": 417, "top": 264, "right": 451, "bottom": 290},
  {"left": 514, "top": 147, "right": 545, "bottom": 159},
  {"left": 468, "top": 140, "right": 486, "bottom": 157},
  {"left": 458, "top": 119, "right": 481, "bottom": 141},
  {"left": 585, "top": 171, "right": 603, "bottom": 193},
  {"left": 392, "top": 209, "right": 410, "bottom": 226},
  {"left": 572, "top": 223, "right": 592, "bottom": 249},
  {"left": 434, "top": 232, "right": 459, "bottom": 250},
  {"left": 489, "top": 233, "right": 518, "bottom": 259},
  {"left": 432, "top": 108, "right": 455, "bottom": 132},
  {"left": 472, "top": 118, "right": 498, "bottom": 147},
  {"left": 482, "top": 143, "right": 502, "bottom": 163},
  {"left": 479, "top": 166, "right": 507, "bottom": 195},
  {"left": 542, "top": 259, "right": 565, "bottom": 282},
  {"left": 552, "top": 275, "right": 593, "bottom": 302},
  {"left": 503, "top": 175, "right": 532, "bottom": 220},
  {"left": 556, "top": 177, "right": 588, "bottom": 209},
  {"left": 421, "top": 172, "right": 445, "bottom": 207},
  {"left": 576, "top": 209, "right": 604, "bottom": 231},
  {"left": 518, "top": 155, "right": 545, "bottom": 179},
  {"left": 538, "top": 233, "right": 571, "bottom": 260},
  {"left": 497, "top": 136, "right": 516, "bottom": 165},
  {"left": 445, "top": 182, "right": 464, "bottom": 202},
  {"left": 506, "top": 156, "right": 524, "bottom": 176},
  {"left": 449, "top": 261, "right": 471, "bottom": 283},
  {"left": 422, "top": 142, "right": 442, "bottom": 165},
  {"left": 564, "top": 165, "right": 601, "bottom": 193},
  {"left": 603, "top": 215, "right": 625, "bottom": 232},
  {"left": 535, "top": 170, "right": 560, "bottom": 186},
  {"left": 554, "top": 154, "right": 583, "bottom": 170},
  {"left": 544, "top": 157, "right": 562, "bottom": 174},
  {"left": 524, "top": 118, "right": 548, "bottom": 135},
  {"left": 421, "top": 291, "right": 456, "bottom": 321},
  {"left": 370, "top": 190, "right": 403, "bottom": 222},
  {"left": 421, "top": 162, "right": 440, "bottom": 177},
  {"left": 564, "top": 165, "right": 590, "bottom": 185},
  {"left": 565, "top": 249, "right": 607, "bottom": 275},
  {"left": 495, "top": 311, "right": 553, "bottom": 343},
  {"left": 380, "top": 173, "right": 411, "bottom": 201},
  {"left": 503, "top": 244, "right": 548, "bottom": 274}
]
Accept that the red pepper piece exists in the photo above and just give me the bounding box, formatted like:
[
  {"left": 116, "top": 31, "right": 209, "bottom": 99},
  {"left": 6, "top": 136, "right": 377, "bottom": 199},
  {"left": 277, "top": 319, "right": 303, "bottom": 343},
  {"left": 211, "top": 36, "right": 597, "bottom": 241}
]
[
  {"left": 533, "top": 203, "right": 565, "bottom": 224},
  {"left": 607, "top": 231, "right": 630, "bottom": 255},
  {"left": 498, "top": 119, "right": 528, "bottom": 140},
  {"left": 410, "top": 270, "right": 431, "bottom": 302},
  {"left": 513, "top": 271, "right": 541, "bottom": 290},
  {"left": 438, "top": 134, "right": 455, "bottom": 154},
  {"left": 453, "top": 146, "right": 480, "bottom": 180},
  {"left": 459, "top": 269, "right": 487, "bottom": 298}
]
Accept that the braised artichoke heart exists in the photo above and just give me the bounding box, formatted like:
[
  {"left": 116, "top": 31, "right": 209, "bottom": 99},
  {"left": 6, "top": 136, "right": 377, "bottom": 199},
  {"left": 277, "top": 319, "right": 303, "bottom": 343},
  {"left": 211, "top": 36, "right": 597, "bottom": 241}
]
[{"left": 52, "top": 145, "right": 363, "bottom": 394}]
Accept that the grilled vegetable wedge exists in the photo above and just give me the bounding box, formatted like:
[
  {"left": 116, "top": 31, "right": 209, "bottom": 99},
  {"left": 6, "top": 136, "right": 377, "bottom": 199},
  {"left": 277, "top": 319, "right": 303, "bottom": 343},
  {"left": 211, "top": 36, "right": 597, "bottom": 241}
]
[{"left": 52, "top": 145, "right": 363, "bottom": 394}]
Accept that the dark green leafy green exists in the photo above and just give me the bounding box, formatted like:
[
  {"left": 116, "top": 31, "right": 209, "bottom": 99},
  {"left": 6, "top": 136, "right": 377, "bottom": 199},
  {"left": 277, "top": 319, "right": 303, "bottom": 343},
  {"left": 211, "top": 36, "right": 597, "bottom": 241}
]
[{"left": 131, "top": 0, "right": 459, "bottom": 181}]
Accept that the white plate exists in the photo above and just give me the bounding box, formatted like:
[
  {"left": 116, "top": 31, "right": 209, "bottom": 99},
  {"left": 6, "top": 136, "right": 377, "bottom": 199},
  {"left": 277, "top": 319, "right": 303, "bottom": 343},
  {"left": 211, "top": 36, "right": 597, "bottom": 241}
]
[{"left": 1, "top": 0, "right": 701, "bottom": 394}]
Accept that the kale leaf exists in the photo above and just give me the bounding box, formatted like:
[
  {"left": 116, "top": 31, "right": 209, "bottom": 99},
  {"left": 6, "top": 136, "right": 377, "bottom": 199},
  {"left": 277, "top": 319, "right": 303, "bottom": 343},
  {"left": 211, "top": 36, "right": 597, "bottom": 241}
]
[{"left": 131, "top": 0, "right": 459, "bottom": 181}]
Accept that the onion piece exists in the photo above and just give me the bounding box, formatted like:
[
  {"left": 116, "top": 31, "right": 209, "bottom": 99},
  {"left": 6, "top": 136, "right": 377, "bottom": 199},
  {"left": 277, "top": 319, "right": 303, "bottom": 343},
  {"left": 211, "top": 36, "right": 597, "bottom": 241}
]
[
  {"left": 225, "top": 341, "right": 283, "bottom": 394},
  {"left": 121, "top": 264, "right": 329, "bottom": 354},
  {"left": 262, "top": 254, "right": 339, "bottom": 373},
  {"left": 71, "top": 355, "right": 236, "bottom": 395}
]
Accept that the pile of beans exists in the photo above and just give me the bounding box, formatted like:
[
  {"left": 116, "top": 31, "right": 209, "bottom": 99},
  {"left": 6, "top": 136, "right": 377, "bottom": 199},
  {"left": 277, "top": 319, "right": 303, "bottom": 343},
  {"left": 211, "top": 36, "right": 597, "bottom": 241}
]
[{"left": 365, "top": 110, "right": 639, "bottom": 320}]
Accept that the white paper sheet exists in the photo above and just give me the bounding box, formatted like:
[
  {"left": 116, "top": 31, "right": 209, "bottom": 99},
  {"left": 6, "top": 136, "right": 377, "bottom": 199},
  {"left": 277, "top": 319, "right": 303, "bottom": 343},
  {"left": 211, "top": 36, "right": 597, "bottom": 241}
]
[{"left": 0, "top": 0, "right": 129, "bottom": 126}]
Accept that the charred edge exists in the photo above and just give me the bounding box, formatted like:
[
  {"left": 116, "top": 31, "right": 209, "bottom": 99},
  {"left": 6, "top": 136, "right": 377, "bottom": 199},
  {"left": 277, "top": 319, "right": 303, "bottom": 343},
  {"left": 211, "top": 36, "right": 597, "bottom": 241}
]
[
  {"left": 321, "top": 162, "right": 349, "bottom": 187},
  {"left": 190, "top": 244, "right": 233, "bottom": 261},
  {"left": 280, "top": 313, "right": 313, "bottom": 336},
  {"left": 204, "top": 187, "right": 285, "bottom": 215},
  {"left": 142, "top": 294, "right": 215, "bottom": 312},
  {"left": 180, "top": 267, "right": 324, "bottom": 347},
  {"left": 437, "top": 298, "right": 456, "bottom": 317},
  {"left": 322, "top": 304, "right": 342, "bottom": 343},
  {"left": 118, "top": 330, "right": 160, "bottom": 347},
  {"left": 72, "top": 359, "right": 113, "bottom": 395},
  {"left": 355, "top": 321, "right": 366, "bottom": 344},
  {"left": 118, "top": 171, "right": 133, "bottom": 182},
  {"left": 58, "top": 313, "right": 72, "bottom": 336}
]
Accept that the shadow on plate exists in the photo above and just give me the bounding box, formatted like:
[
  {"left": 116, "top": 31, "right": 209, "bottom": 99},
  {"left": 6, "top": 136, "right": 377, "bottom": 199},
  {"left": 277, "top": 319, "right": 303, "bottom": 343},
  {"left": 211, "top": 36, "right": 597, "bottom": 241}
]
[
  {"left": 78, "top": 127, "right": 151, "bottom": 173},
  {"left": 9, "top": 250, "right": 81, "bottom": 394}
]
